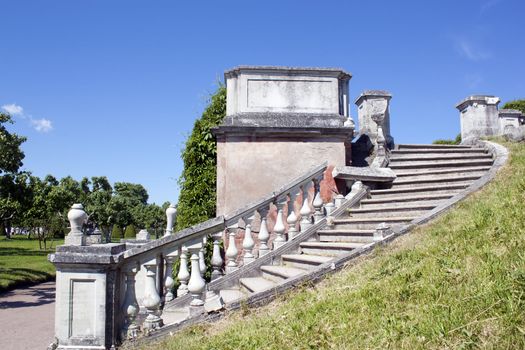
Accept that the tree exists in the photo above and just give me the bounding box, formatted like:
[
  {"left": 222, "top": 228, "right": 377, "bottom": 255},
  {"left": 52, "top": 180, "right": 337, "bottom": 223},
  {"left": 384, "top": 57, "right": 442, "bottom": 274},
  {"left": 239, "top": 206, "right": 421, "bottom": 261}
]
[
  {"left": 176, "top": 85, "right": 226, "bottom": 230},
  {"left": 112, "top": 225, "right": 123, "bottom": 240},
  {"left": 502, "top": 99, "right": 525, "bottom": 114},
  {"left": 0, "top": 113, "right": 27, "bottom": 238}
]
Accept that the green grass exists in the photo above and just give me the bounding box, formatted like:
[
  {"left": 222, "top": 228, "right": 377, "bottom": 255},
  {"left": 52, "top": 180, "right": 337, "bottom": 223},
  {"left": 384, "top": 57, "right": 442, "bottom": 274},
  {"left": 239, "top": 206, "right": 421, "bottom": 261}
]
[
  {"left": 148, "top": 141, "right": 525, "bottom": 350},
  {"left": 0, "top": 236, "right": 63, "bottom": 292}
]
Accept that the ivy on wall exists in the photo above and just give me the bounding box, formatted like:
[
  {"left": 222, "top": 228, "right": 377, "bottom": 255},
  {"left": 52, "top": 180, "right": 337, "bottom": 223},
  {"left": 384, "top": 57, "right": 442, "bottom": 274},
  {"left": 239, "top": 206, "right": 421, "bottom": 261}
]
[{"left": 176, "top": 85, "right": 226, "bottom": 230}]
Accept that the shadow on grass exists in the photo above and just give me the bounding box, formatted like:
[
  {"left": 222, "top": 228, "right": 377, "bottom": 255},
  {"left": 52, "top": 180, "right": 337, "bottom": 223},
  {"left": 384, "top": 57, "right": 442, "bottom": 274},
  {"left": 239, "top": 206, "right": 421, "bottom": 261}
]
[
  {"left": 0, "top": 268, "right": 55, "bottom": 294},
  {"left": 0, "top": 247, "right": 50, "bottom": 257}
]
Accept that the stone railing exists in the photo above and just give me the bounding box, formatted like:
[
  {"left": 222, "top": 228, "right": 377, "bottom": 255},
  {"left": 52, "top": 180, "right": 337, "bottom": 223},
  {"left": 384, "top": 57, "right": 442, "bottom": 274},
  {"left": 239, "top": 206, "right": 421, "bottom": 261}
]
[{"left": 49, "top": 162, "right": 329, "bottom": 350}]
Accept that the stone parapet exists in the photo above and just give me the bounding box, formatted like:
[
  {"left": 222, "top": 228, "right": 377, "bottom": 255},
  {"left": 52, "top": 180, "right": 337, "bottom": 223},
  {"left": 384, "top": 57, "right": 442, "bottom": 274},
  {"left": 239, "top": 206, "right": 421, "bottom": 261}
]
[
  {"left": 456, "top": 95, "right": 500, "bottom": 142},
  {"left": 355, "top": 90, "right": 393, "bottom": 149}
]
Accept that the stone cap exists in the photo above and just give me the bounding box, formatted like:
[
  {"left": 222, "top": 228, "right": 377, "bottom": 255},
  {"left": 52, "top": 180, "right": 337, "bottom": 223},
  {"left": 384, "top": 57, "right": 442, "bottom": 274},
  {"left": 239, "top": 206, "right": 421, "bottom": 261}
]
[
  {"left": 355, "top": 90, "right": 392, "bottom": 106},
  {"left": 219, "top": 112, "right": 347, "bottom": 128},
  {"left": 224, "top": 65, "right": 352, "bottom": 80},
  {"left": 456, "top": 95, "right": 500, "bottom": 111},
  {"left": 499, "top": 109, "right": 523, "bottom": 118}
]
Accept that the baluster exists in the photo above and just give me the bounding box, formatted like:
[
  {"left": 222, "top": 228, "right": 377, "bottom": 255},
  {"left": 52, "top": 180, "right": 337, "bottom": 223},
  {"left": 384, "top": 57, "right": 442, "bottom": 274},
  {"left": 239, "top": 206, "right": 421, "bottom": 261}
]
[
  {"left": 177, "top": 246, "right": 190, "bottom": 296},
  {"left": 273, "top": 197, "right": 287, "bottom": 249},
  {"left": 225, "top": 226, "right": 239, "bottom": 273},
  {"left": 121, "top": 262, "right": 140, "bottom": 339},
  {"left": 143, "top": 259, "right": 163, "bottom": 331},
  {"left": 287, "top": 188, "right": 300, "bottom": 240},
  {"left": 164, "top": 203, "right": 177, "bottom": 237},
  {"left": 257, "top": 207, "right": 270, "bottom": 256},
  {"left": 187, "top": 251, "right": 206, "bottom": 309},
  {"left": 164, "top": 251, "right": 178, "bottom": 302},
  {"left": 199, "top": 236, "right": 207, "bottom": 277},
  {"left": 313, "top": 176, "right": 324, "bottom": 223},
  {"left": 210, "top": 233, "right": 224, "bottom": 280},
  {"left": 299, "top": 182, "right": 313, "bottom": 232},
  {"left": 242, "top": 215, "right": 255, "bottom": 264}
]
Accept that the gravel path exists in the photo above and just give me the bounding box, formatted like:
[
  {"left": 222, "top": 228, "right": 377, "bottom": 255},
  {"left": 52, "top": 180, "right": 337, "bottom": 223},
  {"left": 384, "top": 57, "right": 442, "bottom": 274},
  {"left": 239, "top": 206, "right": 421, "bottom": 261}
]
[{"left": 0, "top": 282, "right": 55, "bottom": 350}]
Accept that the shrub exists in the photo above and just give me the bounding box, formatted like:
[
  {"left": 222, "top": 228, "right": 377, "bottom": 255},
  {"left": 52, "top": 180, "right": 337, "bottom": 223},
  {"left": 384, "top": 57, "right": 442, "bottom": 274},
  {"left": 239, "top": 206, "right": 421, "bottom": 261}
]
[
  {"left": 124, "top": 224, "right": 136, "bottom": 239},
  {"left": 502, "top": 99, "right": 525, "bottom": 114},
  {"left": 176, "top": 85, "right": 226, "bottom": 230},
  {"left": 433, "top": 133, "right": 461, "bottom": 145},
  {"left": 111, "top": 225, "right": 123, "bottom": 240}
]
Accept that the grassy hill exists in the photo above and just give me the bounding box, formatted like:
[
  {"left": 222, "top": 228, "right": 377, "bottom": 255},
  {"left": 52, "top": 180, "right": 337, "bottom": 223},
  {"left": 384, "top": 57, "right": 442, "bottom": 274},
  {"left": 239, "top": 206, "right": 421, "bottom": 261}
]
[{"left": 147, "top": 141, "right": 525, "bottom": 350}]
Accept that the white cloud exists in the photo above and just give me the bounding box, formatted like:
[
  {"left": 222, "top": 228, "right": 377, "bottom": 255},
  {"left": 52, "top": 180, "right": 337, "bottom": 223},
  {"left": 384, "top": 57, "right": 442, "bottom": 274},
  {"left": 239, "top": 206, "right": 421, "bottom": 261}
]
[
  {"left": 30, "top": 118, "right": 53, "bottom": 133},
  {"left": 481, "top": 0, "right": 503, "bottom": 13},
  {"left": 1, "top": 103, "right": 53, "bottom": 133},
  {"left": 456, "top": 39, "right": 491, "bottom": 61},
  {"left": 1, "top": 103, "right": 24, "bottom": 116}
]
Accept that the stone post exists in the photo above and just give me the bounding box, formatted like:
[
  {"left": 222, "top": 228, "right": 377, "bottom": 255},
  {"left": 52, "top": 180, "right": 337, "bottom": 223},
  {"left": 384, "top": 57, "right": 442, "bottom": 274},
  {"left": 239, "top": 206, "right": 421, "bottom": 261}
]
[
  {"left": 142, "top": 259, "right": 163, "bottom": 331},
  {"left": 272, "top": 197, "right": 287, "bottom": 249},
  {"left": 312, "top": 177, "right": 324, "bottom": 223},
  {"left": 177, "top": 246, "right": 190, "bottom": 296},
  {"left": 225, "top": 226, "right": 239, "bottom": 273},
  {"left": 164, "top": 251, "right": 178, "bottom": 302},
  {"left": 355, "top": 90, "right": 393, "bottom": 149},
  {"left": 49, "top": 243, "right": 127, "bottom": 349},
  {"left": 242, "top": 215, "right": 255, "bottom": 264},
  {"left": 121, "top": 263, "right": 140, "bottom": 340},
  {"left": 187, "top": 251, "right": 206, "bottom": 314},
  {"left": 456, "top": 95, "right": 501, "bottom": 143},
  {"left": 65, "top": 204, "right": 88, "bottom": 246},
  {"left": 286, "top": 189, "right": 300, "bottom": 240},
  {"left": 198, "top": 236, "right": 207, "bottom": 278},
  {"left": 164, "top": 203, "right": 177, "bottom": 237},
  {"left": 210, "top": 232, "right": 224, "bottom": 280},
  {"left": 299, "top": 183, "right": 313, "bottom": 233},
  {"left": 375, "top": 222, "right": 392, "bottom": 241},
  {"left": 257, "top": 207, "right": 271, "bottom": 256}
]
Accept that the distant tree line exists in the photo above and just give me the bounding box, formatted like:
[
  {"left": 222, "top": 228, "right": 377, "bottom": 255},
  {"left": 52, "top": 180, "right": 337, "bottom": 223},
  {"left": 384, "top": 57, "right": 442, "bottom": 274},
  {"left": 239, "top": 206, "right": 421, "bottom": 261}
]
[{"left": 0, "top": 112, "right": 167, "bottom": 249}]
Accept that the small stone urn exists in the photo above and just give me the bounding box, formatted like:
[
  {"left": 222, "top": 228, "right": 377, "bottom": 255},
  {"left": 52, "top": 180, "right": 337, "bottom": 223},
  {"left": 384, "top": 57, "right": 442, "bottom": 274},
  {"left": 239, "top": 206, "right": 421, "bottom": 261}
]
[{"left": 65, "top": 203, "right": 88, "bottom": 246}]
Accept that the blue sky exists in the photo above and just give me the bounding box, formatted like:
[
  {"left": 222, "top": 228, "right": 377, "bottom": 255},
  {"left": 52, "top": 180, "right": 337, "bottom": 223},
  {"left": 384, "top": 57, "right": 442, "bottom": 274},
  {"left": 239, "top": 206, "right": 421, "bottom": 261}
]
[{"left": 1, "top": 0, "right": 524, "bottom": 204}]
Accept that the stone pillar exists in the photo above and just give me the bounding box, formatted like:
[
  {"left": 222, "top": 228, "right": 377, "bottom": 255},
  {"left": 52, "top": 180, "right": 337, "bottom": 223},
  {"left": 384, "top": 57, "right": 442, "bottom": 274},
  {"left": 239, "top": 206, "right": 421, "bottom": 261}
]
[
  {"left": 50, "top": 243, "right": 127, "bottom": 349},
  {"left": 355, "top": 90, "right": 393, "bottom": 149},
  {"left": 456, "top": 95, "right": 500, "bottom": 143},
  {"left": 64, "top": 204, "right": 88, "bottom": 246}
]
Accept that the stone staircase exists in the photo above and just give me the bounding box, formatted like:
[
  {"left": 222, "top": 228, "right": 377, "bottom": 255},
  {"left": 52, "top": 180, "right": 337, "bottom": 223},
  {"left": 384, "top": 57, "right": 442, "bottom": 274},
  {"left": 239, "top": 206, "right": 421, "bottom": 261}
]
[{"left": 162, "top": 143, "right": 499, "bottom": 320}]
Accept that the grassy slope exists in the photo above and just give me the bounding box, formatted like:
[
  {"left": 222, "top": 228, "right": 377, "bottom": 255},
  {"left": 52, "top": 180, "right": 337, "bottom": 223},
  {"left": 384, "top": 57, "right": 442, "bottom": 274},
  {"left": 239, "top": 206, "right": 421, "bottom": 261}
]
[
  {"left": 0, "top": 236, "right": 63, "bottom": 292},
  {"left": 149, "top": 141, "right": 525, "bottom": 350}
]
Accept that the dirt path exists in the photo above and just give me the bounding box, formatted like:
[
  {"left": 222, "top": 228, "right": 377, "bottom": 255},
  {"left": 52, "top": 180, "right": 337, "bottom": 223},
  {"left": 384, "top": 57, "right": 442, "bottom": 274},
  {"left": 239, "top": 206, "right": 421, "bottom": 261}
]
[{"left": 0, "top": 282, "right": 55, "bottom": 350}]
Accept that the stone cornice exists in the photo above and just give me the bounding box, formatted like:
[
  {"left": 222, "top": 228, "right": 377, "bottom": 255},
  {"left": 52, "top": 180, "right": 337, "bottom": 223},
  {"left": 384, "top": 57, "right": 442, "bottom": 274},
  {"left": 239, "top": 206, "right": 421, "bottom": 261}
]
[{"left": 224, "top": 65, "right": 352, "bottom": 80}]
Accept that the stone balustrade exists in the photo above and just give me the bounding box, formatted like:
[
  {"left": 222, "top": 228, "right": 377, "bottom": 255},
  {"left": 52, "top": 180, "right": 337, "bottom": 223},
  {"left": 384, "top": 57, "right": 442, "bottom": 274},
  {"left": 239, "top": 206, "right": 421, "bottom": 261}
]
[{"left": 49, "top": 162, "right": 330, "bottom": 349}]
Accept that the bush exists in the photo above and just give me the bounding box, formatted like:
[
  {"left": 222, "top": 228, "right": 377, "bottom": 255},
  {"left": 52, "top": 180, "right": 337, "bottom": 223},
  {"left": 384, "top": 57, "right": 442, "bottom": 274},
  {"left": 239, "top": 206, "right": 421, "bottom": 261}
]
[
  {"left": 502, "top": 99, "right": 525, "bottom": 114},
  {"left": 124, "top": 224, "right": 136, "bottom": 238},
  {"left": 111, "top": 225, "right": 123, "bottom": 240},
  {"left": 176, "top": 85, "right": 226, "bottom": 230},
  {"left": 433, "top": 133, "right": 461, "bottom": 145}
]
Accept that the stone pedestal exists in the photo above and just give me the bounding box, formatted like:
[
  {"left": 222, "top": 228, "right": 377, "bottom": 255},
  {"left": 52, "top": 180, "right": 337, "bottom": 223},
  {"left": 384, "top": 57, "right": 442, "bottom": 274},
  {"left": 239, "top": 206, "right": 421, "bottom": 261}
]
[
  {"left": 456, "top": 95, "right": 500, "bottom": 143},
  {"left": 49, "top": 243, "right": 127, "bottom": 350},
  {"left": 215, "top": 66, "right": 354, "bottom": 215},
  {"left": 355, "top": 90, "right": 393, "bottom": 149}
]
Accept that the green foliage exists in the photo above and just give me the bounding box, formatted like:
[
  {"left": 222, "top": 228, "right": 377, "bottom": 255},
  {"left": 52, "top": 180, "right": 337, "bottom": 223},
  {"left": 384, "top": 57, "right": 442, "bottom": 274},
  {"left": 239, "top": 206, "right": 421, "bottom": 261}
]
[
  {"left": 433, "top": 133, "right": 462, "bottom": 145},
  {"left": 153, "top": 142, "right": 525, "bottom": 349},
  {"left": 124, "top": 224, "right": 137, "bottom": 238},
  {"left": 0, "top": 113, "right": 26, "bottom": 175},
  {"left": 502, "top": 99, "right": 525, "bottom": 114},
  {"left": 176, "top": 85, "right": 226, "bottom": 230},
  {"left": 112, "top": 225, "right": 123, "bottom": 240}
]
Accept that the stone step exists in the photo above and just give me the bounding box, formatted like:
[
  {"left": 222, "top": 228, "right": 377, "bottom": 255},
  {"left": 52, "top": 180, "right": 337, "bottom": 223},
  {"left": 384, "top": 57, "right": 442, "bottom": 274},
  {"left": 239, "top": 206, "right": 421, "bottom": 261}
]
[
  {"left": 239, "top": 277, "right": 276, "bottom": 293},
  {"left": 333, "top": 216, "right": 414, "bottom": 230},
  {"left": 391, "top": 148, "right": 487, "bottom": 154},
  {"left": 390, "top": 153, "right": 492, "bottom": 162},
  {"left": 219, "top": 289, "right": 248, "bottom": 304},
  {"left": 359, "top": 199, "right": 444, "bottom": 210},
  {"left": 397, "top": 143, "right": 472, "bottom": 149},
  {"left": 393, "top": 171, "right": 486, "bottom": 183},
  {"left": 351, "top": 203, "right": 435, "bottom": 213},
  {"left": 348, "top": 209, "right": 429, "bottom": 218},
  {"left": 361, "top": 193, "right": 453, "bottom": 204},
  {"left": 317, "top": 229, "right": 375, "bottom": 243},
  {"left": 260, "top": 265, "right": 307, "bottom": 283},
  {"left": 281, "top": 253, "right": 333, "bottom": 269},
  {"left": 300, "top": 241, "right": 365, "bottom": 256},
  {"left": 391, "top": 175, "right": 481, "bottom": 189},
  {"left": 389, "top": 159, "right": 493, "bottom": 169},
  {"left": 162, "top": 307, "right": 190, "bottom": 325},
  {"left": 370, "top": 187, "right": 464, "bottom": 198},
  {"left": 370, "top": 183, "right": 470, "bottom": 196},
  {"left": 394, "top": 166, "right": 491, "bottom": 177}
]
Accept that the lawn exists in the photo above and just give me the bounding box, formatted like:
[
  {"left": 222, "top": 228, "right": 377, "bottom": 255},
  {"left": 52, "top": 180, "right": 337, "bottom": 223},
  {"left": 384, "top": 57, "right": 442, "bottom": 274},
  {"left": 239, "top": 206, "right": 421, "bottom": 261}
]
[
  {"left": 146, "top": 141, "right": 525, "bottom": 350},
  {"left": 0, "top": 235, "right": 63, "bottom": 293}
]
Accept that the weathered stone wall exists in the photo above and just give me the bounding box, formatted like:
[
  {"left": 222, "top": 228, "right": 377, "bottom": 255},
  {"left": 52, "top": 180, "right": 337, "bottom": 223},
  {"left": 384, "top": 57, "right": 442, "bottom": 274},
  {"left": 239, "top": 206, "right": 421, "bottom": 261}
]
[
  {"left": 456, "top": 95, "right": 500, "bottom": 142},
  {"left": 216, "top": 136, "right": 344, "bottom": 215}
]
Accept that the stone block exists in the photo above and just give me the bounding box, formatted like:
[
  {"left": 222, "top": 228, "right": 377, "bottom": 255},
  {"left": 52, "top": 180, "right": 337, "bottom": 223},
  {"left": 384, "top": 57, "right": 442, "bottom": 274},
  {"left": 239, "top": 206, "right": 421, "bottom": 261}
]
[
  {"left": 456, "top": 95, "right": 500, "bottom": 142},
  {"left": 355, "top": 90, "right": 393, "bottom": 148}
]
